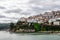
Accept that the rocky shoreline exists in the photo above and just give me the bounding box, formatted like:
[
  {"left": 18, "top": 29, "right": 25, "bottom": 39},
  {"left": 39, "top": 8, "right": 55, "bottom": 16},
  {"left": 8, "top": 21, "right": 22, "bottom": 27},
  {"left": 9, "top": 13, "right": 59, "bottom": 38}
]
[{"left": 10, "top": 29, "right": 60, "bottom": 34}]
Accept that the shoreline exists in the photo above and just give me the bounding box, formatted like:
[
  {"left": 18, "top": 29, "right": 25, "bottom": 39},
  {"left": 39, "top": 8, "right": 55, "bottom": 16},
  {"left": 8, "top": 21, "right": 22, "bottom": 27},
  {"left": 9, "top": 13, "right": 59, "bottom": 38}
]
[
  {"left": 0, "top": 30, "right": 60, "bottom": 35},
  {"left": 9, "top": 31, "right": 60, "bottom": 35},
  {"left": 10, "top": 31, "right": 60, "bottom": 34}
]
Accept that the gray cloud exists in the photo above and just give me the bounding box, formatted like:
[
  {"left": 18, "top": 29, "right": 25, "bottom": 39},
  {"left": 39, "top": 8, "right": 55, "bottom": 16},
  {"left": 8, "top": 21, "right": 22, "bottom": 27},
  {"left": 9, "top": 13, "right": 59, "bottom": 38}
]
[
  {"left": 29, "top": 0, "right": 40, "bottom": 4},
  {"left": 20, "top": 12, "right": 31, "bottom": 15},
  {"left": 0, "top": 6, "right": 6, "bottom": 9},
  {"left": 52, "top": 5, "right": 60, "bottom": 9},
  {"left": 0, "top": 15, "right": 6, "bottom": 18},
  {"left": 5, "top": 8, "right": 32, "bottom": 16},
  {"left": 0, "top": 14, "right": 18, "bottom": 20},
  {"left": 20, "top": 10, "right": 33, "bottom": 15},
  {"left": 0, "top": 0, "right": 4, "bottom": 1},
  {"left": 5, "top": 9, "right": 22, "bottom": 13},
  {"left": 29, "top": 0, "right": 60, "bottom": 14},
  {"left": 6, "top": 17, "right": 19, "bottom": 20},
  {"left": 0, "top": 0, "right": 60, "bottom": 23}
]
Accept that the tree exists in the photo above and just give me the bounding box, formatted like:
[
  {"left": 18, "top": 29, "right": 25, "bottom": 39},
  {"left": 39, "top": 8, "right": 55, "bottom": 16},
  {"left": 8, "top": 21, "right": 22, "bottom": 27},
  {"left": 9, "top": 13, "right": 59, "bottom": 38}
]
[
  {"left": 16, "top": 21, "right": 22, "bottom": 25},
  {"left": 34, "top": 23, "right": 40, "bottom": 32},
  {"left": 10, "top": 22, "right": 14, "bottom": 30}
]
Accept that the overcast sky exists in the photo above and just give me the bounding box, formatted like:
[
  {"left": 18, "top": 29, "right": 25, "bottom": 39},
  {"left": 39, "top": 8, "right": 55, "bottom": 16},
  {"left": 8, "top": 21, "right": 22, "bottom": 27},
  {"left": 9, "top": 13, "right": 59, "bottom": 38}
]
[{"left": 0, "top": 0, "right": 60, "bottom": 23}]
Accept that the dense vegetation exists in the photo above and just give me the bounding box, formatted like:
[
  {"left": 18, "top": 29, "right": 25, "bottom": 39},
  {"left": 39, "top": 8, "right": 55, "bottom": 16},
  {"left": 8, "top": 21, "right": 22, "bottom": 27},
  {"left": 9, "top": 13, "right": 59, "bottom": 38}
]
[{"left": 10, "top": 21, "right": 60, "bottom": 32}]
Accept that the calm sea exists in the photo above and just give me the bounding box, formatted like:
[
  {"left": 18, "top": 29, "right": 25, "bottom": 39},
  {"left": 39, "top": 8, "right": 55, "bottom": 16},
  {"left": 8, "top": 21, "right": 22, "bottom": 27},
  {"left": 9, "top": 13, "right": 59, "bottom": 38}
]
[{"left": 0, "top": 31, "right": 60, "bottom": 40}]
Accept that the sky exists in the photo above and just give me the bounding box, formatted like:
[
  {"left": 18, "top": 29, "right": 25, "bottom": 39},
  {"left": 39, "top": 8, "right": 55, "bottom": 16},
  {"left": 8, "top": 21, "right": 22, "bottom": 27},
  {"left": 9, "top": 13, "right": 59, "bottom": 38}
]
[{"left": 0, "top": 0, "right": 60, "bottom": 23}]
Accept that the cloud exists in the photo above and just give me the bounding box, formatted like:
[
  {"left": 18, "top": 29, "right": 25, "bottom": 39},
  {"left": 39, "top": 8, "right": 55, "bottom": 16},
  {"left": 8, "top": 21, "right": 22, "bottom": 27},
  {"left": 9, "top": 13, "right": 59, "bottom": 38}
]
[
  {"left": 0, "top": 6, "right": 6, "bottom": 9},
  {"left": 0, "top": 15, "right": 6, "bottom": 18},
  {"left": 5, "top": 9, "right": 22, "bottom": 13},
  {"left": 0, "top": 0, "right": 60, "bottom": 23}
]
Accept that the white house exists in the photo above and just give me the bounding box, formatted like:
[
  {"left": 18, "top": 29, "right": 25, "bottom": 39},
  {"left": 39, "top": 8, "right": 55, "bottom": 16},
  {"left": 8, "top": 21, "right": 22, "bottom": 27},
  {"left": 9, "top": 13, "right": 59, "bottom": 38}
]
[
  {"left": 19, "top": 17, "right": 27, "bottom": 22},
  {"left": 27, "top": 19, "right": 37, "bottom": 23},
  {"left": 49, "top": 18, "right": 60, "bottom": 25}
]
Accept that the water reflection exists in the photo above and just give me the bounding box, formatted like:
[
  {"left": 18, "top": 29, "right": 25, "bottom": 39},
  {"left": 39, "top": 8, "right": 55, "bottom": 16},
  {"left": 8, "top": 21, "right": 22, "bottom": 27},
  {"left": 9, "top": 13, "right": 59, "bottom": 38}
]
[{"left": 0, "top": 31, "right": 60, "bottom": 40}]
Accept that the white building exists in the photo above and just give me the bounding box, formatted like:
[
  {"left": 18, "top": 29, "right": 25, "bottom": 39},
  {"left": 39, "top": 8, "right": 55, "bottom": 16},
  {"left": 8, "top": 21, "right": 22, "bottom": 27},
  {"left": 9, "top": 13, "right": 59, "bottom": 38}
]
[
  {"left": 19, "top": 17, "right": 27, "bottom": 22},
  {"left": 49, "top": 18, "right": 60, "bottom": 25},
  {"left": 27, "top": 19, "right": 37, "bottom": 23}
]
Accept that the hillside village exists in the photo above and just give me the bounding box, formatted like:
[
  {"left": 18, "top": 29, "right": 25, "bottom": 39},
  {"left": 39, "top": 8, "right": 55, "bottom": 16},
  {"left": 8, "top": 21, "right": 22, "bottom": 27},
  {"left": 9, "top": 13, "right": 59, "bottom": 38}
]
[
  {"left": 19, "top": 10, "right": 60, "bottom": 25},
  {"left": 10, "top": 10, "right": 60, "bottom": 33}
]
